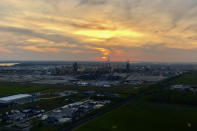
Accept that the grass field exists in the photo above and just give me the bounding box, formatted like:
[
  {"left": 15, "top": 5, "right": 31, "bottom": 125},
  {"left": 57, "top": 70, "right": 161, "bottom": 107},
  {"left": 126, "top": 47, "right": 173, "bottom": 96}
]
[
  {"left": 0, "top": 82, "right": 136, "bottom": 98},
  {"left": 0, "top": 83, "right": 53, "bottom": 97},
  {"left": 169, "top": 73, "right": 197, "bottom": 85},
  {"left": 2, "top": 72, "right": 197, "bottom": 131},
  {"left": 75, "top": 100, "right": 197, "bottom": 131},
  {"left": 75, "top": 73, "right": 197, "bottom": 131}
]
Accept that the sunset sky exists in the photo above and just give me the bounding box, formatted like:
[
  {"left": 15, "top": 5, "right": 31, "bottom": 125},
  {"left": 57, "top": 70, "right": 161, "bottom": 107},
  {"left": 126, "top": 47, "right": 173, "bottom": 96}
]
[{"left": 0, "top": 0, "right": 197, "bottom": 62}]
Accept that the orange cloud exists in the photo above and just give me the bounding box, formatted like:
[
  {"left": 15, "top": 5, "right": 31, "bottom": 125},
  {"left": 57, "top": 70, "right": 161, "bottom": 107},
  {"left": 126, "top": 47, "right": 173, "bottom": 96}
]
[
  {"left": 69, "top": 50, "right": 84, "bottom": 54},
  {"left": 85, "top": 46, "right": 110, "bottom": 56},
  {"left": 94, "top": 56, "right": 107, "bottom": 61},
  {"left": 0, "top": 47, "right": 12, "bottom": 54},
  {"left": 112, "top": 49, "right": 125, "bottom": 56},
  {"left": 1, "top": 0, "right": 197, "bottom": 62}
]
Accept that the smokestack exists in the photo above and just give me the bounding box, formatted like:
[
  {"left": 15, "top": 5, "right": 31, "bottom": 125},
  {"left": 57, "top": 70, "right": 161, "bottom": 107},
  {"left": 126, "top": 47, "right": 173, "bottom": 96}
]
[{"left": 107, "top": 56, "right": 111, "bottom": 63}]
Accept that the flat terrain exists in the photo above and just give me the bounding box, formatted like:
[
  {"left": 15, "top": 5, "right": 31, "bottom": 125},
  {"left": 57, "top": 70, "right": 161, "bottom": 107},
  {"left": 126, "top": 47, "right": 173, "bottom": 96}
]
[
  {"left": 169, "top": 73, "right": 197, "bottom": 85},
  {"left": 0, "top": 82, "right": 135, "bottom": 97},
  {"left": 2, "top": 72, "right": 197, "bottom": 131},
  {"left": 0, "top": 83, "right": 51, "bottom": 97},
  {"left": 76, "top": 100, "right": 197, "bottom": 131},
  {"left": 76, "top": 72, "right": 197, "bottom": 131}
]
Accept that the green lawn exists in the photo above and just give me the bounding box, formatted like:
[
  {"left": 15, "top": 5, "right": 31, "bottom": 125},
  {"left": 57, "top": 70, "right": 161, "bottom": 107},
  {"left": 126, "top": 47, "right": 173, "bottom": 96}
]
[
  {"left": 0, "top": 83, "right": 52, "bottom": 97},
  {"left": 169, "top": 73, "right": 197, "bottom": 85},
  {"left": 76, "top": 100, "right": 197, "bottom": 131},
  {"left": 0, "top": 82, "right": 136, "bottom": 98},
  {"left": 165, "top": 72, "right": 197, "bottom": 85}
]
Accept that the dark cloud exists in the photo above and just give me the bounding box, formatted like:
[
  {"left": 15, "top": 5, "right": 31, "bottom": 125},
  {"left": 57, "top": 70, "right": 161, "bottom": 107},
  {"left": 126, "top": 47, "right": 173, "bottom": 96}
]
[
  {"left": 0, "top": 26, "right": 79, "bottom": 44},
  {"left": 68, "top": 21, "right": 116, "bottom": 30}
]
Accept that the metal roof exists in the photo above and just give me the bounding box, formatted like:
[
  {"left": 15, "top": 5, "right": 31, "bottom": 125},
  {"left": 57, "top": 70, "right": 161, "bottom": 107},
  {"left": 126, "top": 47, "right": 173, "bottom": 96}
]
[{"left": 0, "top": 94, "right": 32, "bottom": 102}]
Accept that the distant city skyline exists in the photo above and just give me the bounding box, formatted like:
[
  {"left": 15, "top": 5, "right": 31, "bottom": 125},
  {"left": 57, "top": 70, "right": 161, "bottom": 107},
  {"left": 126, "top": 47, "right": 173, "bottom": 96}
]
[{"left": 1, "top": 0, "right": 197, "bottom": 62}]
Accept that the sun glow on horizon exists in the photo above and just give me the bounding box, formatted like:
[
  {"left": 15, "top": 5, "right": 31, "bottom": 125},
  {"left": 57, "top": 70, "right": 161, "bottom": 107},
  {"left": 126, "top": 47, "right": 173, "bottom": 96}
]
[{"left": 74, "top": 29, "right": 144, "bottom": 39}]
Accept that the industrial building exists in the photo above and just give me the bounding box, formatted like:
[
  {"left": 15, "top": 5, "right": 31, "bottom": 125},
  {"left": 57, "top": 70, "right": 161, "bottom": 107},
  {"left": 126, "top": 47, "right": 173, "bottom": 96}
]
[{"left": 0, "top": 94, "right": 33, "bottom": 105}]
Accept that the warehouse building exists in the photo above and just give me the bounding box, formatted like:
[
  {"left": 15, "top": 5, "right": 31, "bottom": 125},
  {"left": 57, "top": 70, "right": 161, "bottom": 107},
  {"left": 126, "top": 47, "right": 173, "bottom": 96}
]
[{"left": 0, "top": 94, "right": 33, "bottom": 105}]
